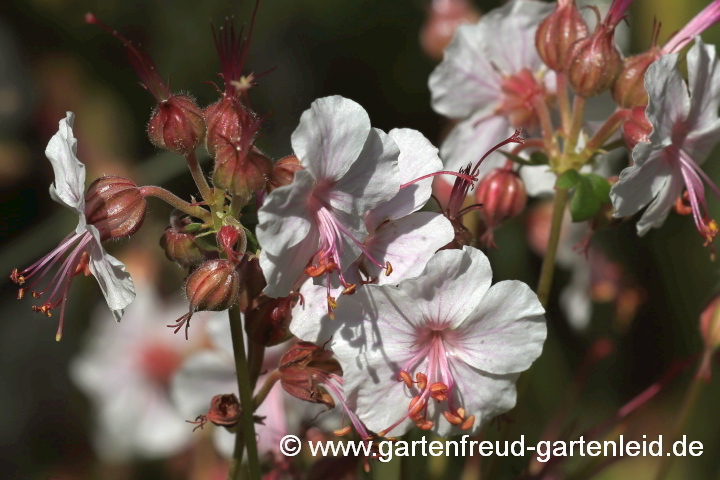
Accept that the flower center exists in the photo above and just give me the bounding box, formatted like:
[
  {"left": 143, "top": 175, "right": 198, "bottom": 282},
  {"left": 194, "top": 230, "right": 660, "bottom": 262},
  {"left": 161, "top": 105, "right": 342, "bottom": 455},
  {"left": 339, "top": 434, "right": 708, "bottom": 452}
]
[
  {"left": 496, "top": 69, "right": 547, "bottom": 129},
  {"left": 138, "top": 343, "right": 184, "bottom": 387},
  {"left": 380, "top": 327, "right": 475, "bottom": 436}
]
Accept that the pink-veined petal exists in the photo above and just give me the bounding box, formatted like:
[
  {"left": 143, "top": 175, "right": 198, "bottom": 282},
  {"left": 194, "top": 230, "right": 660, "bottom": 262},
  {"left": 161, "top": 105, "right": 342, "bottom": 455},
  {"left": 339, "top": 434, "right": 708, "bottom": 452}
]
[{"left": 45, "top": 112, "right": 87, "bottom": 214}]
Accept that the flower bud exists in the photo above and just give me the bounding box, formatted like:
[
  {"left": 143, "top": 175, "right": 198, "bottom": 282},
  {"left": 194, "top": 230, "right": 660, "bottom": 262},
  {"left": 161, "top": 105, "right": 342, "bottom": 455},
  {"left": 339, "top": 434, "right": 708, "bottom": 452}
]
[
  {"left": 159, "top": 224, "right": 207, "bottom": 268},
  {"left": 206, "top": 393, "right": 241, "bottom": 427},
  {"left": 475, "top": 169, "right": 527, "bottom": 228},
  {"left": 84, "top": 176, "right": 146, "bottom": 241},
  {"left": 535, "top": 0, "right": 589, "bottom": 72},
  {"left": 186, "top": 259, "right": 241, "bottom": 312},
  {"left": 148, "top": 95, "right": 206, "bottom": 155},
  {"left": 622, "top": 106, "right": 652, "bottom": 151},
  {"left": 611, "top": 49, "right": 661, "bottom": 108},
  {"left": 267, "top": 155, "right": 304, "bottom": 193},
  {"left": 700, "top": 296, "right": 720, "bottom": 351},
  {"left": 213, "top": 145, "right": 272, "bottom": 202},
  {"left": 246, "top": 295, "right": 299, "bottom": 346},
  {"left": 566, "top": 24, "right": 624, "bottom": 97},
  {"left": 204, "top": 97, "right": 261, "bottom": 157},
  {"left": 420, "top": 0, "right": 481, "bottom": 61}
]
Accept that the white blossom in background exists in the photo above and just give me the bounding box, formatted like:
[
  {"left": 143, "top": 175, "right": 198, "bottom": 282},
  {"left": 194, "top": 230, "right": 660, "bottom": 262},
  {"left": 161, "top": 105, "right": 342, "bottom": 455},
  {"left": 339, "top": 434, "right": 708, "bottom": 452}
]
[
  {"left": 611, "top": 39, "right": 720, "bottom": 244},
  {"left": 331, "top": 247, "right": 546, "bottom": 437},
  {"left": 70, "top": 286, "right": 208, "bottom": 461}
]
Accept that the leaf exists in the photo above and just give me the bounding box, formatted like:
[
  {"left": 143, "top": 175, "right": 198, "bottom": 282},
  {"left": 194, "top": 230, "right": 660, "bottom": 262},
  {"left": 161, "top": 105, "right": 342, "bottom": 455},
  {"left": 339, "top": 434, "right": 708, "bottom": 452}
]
[
  {"left": 585, "top": 173, "right": 611, "bottom": 204},
  {"left": 181, "top": 222, "right": 204, "bottom": 233},
  {"left": 555, "top": 169, "right": 582, "bottom": 189},
  {"left": 570, "top": 177, "right": 602, "bottom": 222},
  {"left": 499, "top": 150, "right": 549, "bottom": 166}
]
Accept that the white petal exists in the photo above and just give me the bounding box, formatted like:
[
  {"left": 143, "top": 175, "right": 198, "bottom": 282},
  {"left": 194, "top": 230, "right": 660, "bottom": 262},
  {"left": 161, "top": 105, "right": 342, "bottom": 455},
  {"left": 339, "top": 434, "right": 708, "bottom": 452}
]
[
  {"left": 45, "top": 112, "right": 86, "bottom": 214},
  {"left": 686, "top": 38, "right": 720, "bottom": 139},
  {"left": 440, "top": 113, "right": 513, "bottom": 174},
  {"left": 291, "top": 96, "right": 371, "bottom": 182},
  {"left": 429, "top": 0, "right": 552, "bottom": 119},
  {"left": 636, "top": 162, "right": 684, "bottom": 236},
  {"left": 364, "top": 212, "right": 454, "bottom": 285},
  {"left": 451, "top": 281, "right": 546, "bottom": 375},
  {"left": 560, "top": 268, "right": 592, "bottom": 331},
  {"left": 610, "top": 154, "right": 673, "bottom": 220},
  {"left": 259, "top": 227, "right": 319, "bottom": 298},
  {"left": 289, "top": 277, "right": 346, "bottom": 344},
  {"left": 170, "top": 350, "right": 236, "bottom": 419},
  {"left": 326, "top": 128, "right": 401, "bottom": 216},
  {"left": 643, "top": 53, "right": 690, "bottom": 149},
  {"left": 365, "top": 129, "right": 443, "bottom": 231},
  {"left": 87, "top": 232, "right": 135, "bottom": 321},
  {"left": 520, "top": 164, "right": 557, "bottom": 197}
]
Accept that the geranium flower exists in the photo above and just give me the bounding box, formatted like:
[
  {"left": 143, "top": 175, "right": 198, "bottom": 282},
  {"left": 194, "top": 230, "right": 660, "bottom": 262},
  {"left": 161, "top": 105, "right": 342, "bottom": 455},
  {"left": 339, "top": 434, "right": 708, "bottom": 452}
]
[
  {"left": 289, "top": 129, "right": 454, "bottom": 342},
  {"left": 10, "top": 113, "right": 137, "bottom": 340},
  {"left": 70, "top": 286, "right": 208, "bottom": 460},
  {"left": 257, "top": 96, "right": 401, "bottom": 301},
  {"left": 331, "top": 246, "right": 547, "bottom": 436},
  {"left": 610, "top": 39, "right": 720, "bottom": 248},
  {"left": 429, "top": 0, "right": 555, "bottom": 178}
]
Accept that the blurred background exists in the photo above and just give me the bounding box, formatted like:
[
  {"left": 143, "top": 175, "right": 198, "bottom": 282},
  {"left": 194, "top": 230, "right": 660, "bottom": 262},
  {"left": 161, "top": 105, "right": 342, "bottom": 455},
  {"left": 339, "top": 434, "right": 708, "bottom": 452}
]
[{"left": 1, "top": 0, "right": 719, "bottom": 479}]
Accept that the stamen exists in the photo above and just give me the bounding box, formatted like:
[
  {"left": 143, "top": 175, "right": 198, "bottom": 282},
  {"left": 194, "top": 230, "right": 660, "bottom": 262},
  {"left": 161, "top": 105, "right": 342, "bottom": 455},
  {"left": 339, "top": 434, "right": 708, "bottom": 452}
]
[
  {"left": 398, "top": 371, "right": 413, "bottom": 389},
  {"left": 443, "top": 411, "right": 464, "bottom": 425},
  {"left": 327, "top": 296, "right": 337, "bottom": 320},
  {"left": 459, "top": 415, "right": 476, "bottom": 430},
  {"left": 415, "top": 373, "right": 427, "bottom": 390},
  {"left": 333, "top": 426, "right": 352, "bottom": 436}
]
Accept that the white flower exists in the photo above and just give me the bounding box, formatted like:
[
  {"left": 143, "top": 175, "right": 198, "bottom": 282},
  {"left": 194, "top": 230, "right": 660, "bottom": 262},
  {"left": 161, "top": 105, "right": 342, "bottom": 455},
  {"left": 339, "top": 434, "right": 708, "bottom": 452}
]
[
  {"left": 610, "top": 38, "right": 720, "bottom": 244},
  {"left": 10, "top": 112, "right": 135, "bottom": 340},
  {"left": 290, "top": 129, "right": 455, "bottom": 343},
  {"left": 70, "top": 286, "right": 207, "bottom": 461},
  {"left": 257, "top": 96, "right": 401, "bottom": 299},
  {"left": 429, "top": 0, "right": 555, "bottom": 177},
  {"left": 330, "top": 246, "right": 547, "bottom": 437}
]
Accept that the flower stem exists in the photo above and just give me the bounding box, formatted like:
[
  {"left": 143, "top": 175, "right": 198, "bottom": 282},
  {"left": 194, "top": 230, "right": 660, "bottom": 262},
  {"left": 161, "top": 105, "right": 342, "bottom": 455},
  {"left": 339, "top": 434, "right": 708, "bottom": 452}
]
[
  {"left": 227, "top": 305, "right": 261, "bottom": 480},
  {"left": 586, "top": 108, "right": 632, "bottom": 151},
  {"left": 652, "top": 349, "right": 712, "bottom": 480},
  {"left": 532, "top": 96, "right": 556, "bottom": 155},
  {"left": 536, "top": 186, "right": 569, "bottom": 306},
  {"left": 567, "top": 95, "right": 586, "bottom": 154},
  {"left": 139, "top": 186, "right": 211, "bottom": 222},
  {"left": 557, "top": 73, "right": 571, "bottom": 135},
  {"left": 186, "top": 150, "right": 214, "bottom": 202},
  {"left": 252, "top": 370, "right": 281, "bottom": 410}
]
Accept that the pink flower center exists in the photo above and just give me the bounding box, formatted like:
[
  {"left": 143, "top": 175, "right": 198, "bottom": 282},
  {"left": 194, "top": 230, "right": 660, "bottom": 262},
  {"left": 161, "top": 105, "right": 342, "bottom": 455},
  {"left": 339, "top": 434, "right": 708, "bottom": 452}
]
[
  {"left": 380, "top": 326, "right": 475, "bottom": 435},
  {"left": 10, "top": 230, "right": 95, "bottom": 341},
  {"left": 138, "top": 343, "right": 184, "bottom": 386},
  {"left": 496, "top": 69, "right": 547, "bottom": 129}
]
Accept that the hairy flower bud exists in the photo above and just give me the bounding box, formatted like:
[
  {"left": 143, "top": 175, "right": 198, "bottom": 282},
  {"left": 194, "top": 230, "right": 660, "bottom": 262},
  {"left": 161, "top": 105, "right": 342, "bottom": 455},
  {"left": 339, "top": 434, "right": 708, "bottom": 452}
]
[
  {"left": 213, "top": 144, "right": 272, "bottom": 202},
  {"left": 159, "top": 219, "right": 208, "bottom": 268},
  {"left": 475, "top": 169, "right": 527, "bottom": 228},
  {"left": 622, "top": 106, "right": 652, "bottom": 151},
  {"left": 148, "top": 95, "right": 206, "bottom": 155},
  {"left": 566, "top": 25, "right": 623, "bottom": 97},
  {"left": 612, "top": 49, "right": 661, "bottom": 108},
  {"left": 535, "top": 0, "right": 589, "bottom": 72},
  {"left": 267, "top": 155, "right": 304, "bottom": 193},
  {"left": 246, "top": 294, "right": 300, "bottom": 346},
  {"left": 186, "top": 259, "right": 241, "bottom": 313},
  {"left": 84, "top": 176, "right": 146, "bottom": 241},
  {"left": 420, "top": 0, "right": 481, "bottom": 61},
  {"left": 700, "top": 296, "right": 720, "bottom": 351}
]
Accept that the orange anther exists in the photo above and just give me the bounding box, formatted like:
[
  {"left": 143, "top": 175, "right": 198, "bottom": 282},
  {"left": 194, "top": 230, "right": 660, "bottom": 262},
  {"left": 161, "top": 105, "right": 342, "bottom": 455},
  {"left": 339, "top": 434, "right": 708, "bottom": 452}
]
[
  {"left": 10, "top": 269, "right": 25, "bottom": 285},
  {"left": 342, "top": 283, "right": 357, "bottom": 295},
  {"left": 460, "top": 415, "right": 476, "bottom": 430},
  {"left": 16, "top": 288, "right": 26, "bottom": 300},
  {"left": 430, "top": 382, "right": 449, "bottom": 401},
  {"left": 443, "top": 411, "right": 464, "bottom": 425},
  {"left": 408, "top": 396, "right": 425, "bottom": 416},
  {"left": 385, "top": 262, "right": 393, "bottom": 276},
  {"left": 415, "top": 373, "right": 427, "bottom": 390},
  {"left": 333, "top": 426, "right": 352, "bottom": 436},
  {"left": 398, "top": 371, "right": 413, "bottom": 388},
  {"left": 417, "top": 419, "right": 433, "bottom": 430},
  {"left": 455, "top": 407, "right": 465, "bottom": 419}
]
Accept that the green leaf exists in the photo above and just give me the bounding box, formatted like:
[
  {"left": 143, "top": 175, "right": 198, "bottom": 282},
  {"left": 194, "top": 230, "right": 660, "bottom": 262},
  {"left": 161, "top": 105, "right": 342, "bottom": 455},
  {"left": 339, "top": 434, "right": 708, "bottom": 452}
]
[
  {"left": 555, "top": 169, "right": 582, "bottom": 189},
  {"left": 181, "top": 222, "right": 204, "bottom": 233},
  {"left": 498, "top": 150, "right": 549, "bottom": 166},
  {"left": 570, "top": 177, "right": 602, "bottom": 222},
  {"left": 585, "top": 173, "right": 611, "bottom": 204}
]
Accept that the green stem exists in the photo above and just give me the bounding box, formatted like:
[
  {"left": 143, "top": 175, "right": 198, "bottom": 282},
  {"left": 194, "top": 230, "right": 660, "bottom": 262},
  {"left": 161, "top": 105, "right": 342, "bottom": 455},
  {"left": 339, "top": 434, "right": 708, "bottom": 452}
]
[
  {"left": 532, "top": 96, "right": 556, "bottom": 155},
  {"left": 557, "top": 73, "right": 571, "bottom": 135},
  {"left": 252, "top": 370, "right": 281, "bottom": 410},
  {"left": 139, "top": 186, "right": 211, "bottom": 222},
  {"left": 567, "top": 96, "right": 586, "bottom": 154},
  {"left": 227, "top": 306, "right": 261, "bottom": 480},
  {"left": 186, "top": 150, "right": 214, "bottom": 202},
  {"left": 652, "top": 349, "right": 712, "bottom": 480},
  {"left": 536, "top": 187, "right": 569, "bottom": 307}
]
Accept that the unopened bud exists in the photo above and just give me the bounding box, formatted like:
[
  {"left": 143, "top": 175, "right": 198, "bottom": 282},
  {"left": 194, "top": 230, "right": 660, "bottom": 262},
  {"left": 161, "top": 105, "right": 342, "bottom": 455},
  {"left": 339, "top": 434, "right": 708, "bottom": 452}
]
[
  {"left": 148, "top": 95, "right": 206, "bottom": 155},
  {"left": 267, "top": 155, "right": 304, "bottom": 193},
  {"left": 420, "top": 0, "right": 481, "bottom": 61},
  {"left": 84, "top": 176, "right": 146, "bottom": 241},
  {"left": 159, "top": 214, "right": 207, "bottom": 268},
  {"left": 612, "top": 49, "right": 661, "bottom": 108},
  {"left": 700, "top": 296, "right": 720, "bottom": 350},
  {"left": 622, "top": 106, "right": 652, "bottom": 151},
  {"left": 213, "top": 145, "right": 272, "bottom": 203},
  {"left": 535, "top": 0, "right": 589, "bottom": 72},
  {"left": 246, "top": 295, "right": 299, "bottom": 346},
  {"left": 566, "top": 25, "right": 623, "bottom": 97},
  {"left": 475, "top": 169, "right": 527, "bottom": 228},
  {"left": 204, "top": 97, "right": 261, "bottom": 157},
  {"left": 187, "top": 259, "right": 241, "bottom": 312},
  {"left": 207, "top": 393, "right": 241, "bottom": 427}
]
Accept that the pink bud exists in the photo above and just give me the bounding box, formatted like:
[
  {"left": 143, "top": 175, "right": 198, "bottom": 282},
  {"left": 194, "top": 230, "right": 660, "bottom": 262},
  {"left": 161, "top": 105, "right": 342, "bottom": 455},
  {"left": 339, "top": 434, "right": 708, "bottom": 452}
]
[
  {"left": 212, "top": 144, "right": 273, "bottom": 204},
  {"left": 622, "top": 106, "right": 652, "bottom": 151},
  {"left": 565, "top": 25, "right": 623, "bottom": 97},
  {"left": 535, "top": 0, "right": 589, "bottom": 72},
  {"left": 420, "top": 0, "right": 481, "bottom": 61},
  {"left": 475, "top": 169, "right": 527, "bottom": 229},
  {"left": 84, "top": 176, "right": 146, "bottom": 241},
  {"left": 267, "top": 155, "right": 304, "bottom": 193},
  {"left": 186, "top": 259, "right": 241, "bottom": 313},
  {"left": 159, "top": 214, "right": 207, "bottom": 268},
  {"left": 148, "top": 95, "right": 206, "bottom": 155},
  {"left": 612, "top": 48, "right": 661, "bottom": 108}
]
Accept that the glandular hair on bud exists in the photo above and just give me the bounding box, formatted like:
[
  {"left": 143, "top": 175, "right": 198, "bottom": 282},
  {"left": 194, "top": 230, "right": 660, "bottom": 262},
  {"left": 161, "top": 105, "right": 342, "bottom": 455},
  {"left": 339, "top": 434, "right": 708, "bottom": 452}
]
[
  {"left": 148, "top": 95, "right": 206, "bottom": 156},
  {"left": 611, "top": 49, "right": 661, "bottom": 108},
  {"left": 204, "top": 96, "right": 260, "bottom": 158},
  {"left": 622, "top": 106, "right": 652, "bottom": 152},
  {"left": 213, "top": 145, "right": 273, "bottom": 203},
  {"left": 566, "top": 25, "right": 623, "bottom": 97},
  {"left": 535, "top": 0, "right": 589, "bottom": 72},
  {"left": 186, "top": 259, "right": 241, "bottom": 313},
  {"left": 84, "top": 176, "right": 147, "bottom": 241},
  {"left": 474, "top": 168, "right": 527, "bottom": 228},
  {"left": 267, "top": 155, "right": 304, "bottom": 193}
]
